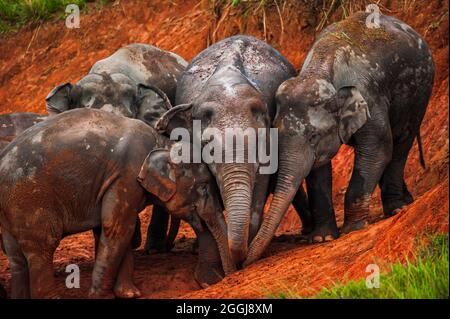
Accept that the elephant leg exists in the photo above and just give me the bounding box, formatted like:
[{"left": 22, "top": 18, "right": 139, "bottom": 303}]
[
  {"left": 166, "top": 216, "right": 181, "bottom": 251},
  {"left": 379, "top": 134, "right": 416, "bottom": 216},
  {"left": 191, "top": 221, "right": 224, "bottom": 287},
  {"left": 342, "top": 117, "right": 393, "bottom": 234},
  {"left": 26, "top": 252, "right": 58, "bottom": 299},
  {"left": 2, "top": 230, "right": 30, "bottom": 299},
  {"left": 144, "top": 205, "right": 169, "bottom": 254},
  {"left": 249, "top": 175, "right": 270, "bottom": 243},
  {"left": 95, "top": 218, "right": 141, "bottom": 254},
  {"left": 305, "top": 162, "right": 339, "bottom": 242},
  {"left": 131, "top": 217, "right": 142, "bottom": 249},
  {"left": 93, "top": 226, "right": 101, "bottom": 256},
  {"left": 292, "top": 185, "right": 313, "bottom": 235},
  {"left": 15, "top": 211, "right": 61, "bottom": 299},
  {"left": 90, "top": 187, "right": 138, "bottom": 298},
  {"left": 21, "top": 230, "right": 59, "bottom": 299},
  {"left": 113, "top": 246, "right": 140, "bottom": 299},
  {"left": 94, "top": 223, "right": 140, "bottom": 298}
]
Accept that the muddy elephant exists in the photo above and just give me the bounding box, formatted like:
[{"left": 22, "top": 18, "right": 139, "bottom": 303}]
[
  {"left": 0, "top": 112, "right": 46, "bottom": 151},
  {"left": 46, "top": 43, "right": 188, "bottom": 253},
  {"left": 245, "top": 12, "right": 435, "bottom": 265},
  {"left": 156, "top": 35, "right": 303, "bottom": 266},
  {"left": 0, "top": 109, "right": 233, "bottom": 299}
]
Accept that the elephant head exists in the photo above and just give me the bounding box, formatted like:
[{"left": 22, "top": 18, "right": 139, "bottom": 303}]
[
  {"left": 46, "top": 73, "right": 172, "bottom": 126},
  {"left": 245, "top": 77, "right": 371, "bottom": 265},
  {"left": 156, "top": 66, "right": 272, "bottom": 267},
  {"left": 137, "top": 147, "right": 236, "bottom": 283}
]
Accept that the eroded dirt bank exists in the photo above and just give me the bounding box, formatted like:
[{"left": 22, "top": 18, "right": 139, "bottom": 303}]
[{"left": 0, "top": 0, "right": 448, "bottom": 298}]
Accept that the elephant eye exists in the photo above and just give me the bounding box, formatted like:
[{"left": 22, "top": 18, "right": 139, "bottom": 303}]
[
  {"left": 194, "top": 184, "right": 209, "bottom": 207},
  {"left": 309, "top": 131, "right": 321, "bottom": 145},
  {"left": 251, "top": 106, "right": 267, "bottom": 124},
  {"left": 248, "top": 99, "right": 267, "bottom": 123},
  {"left": 200, "top": 184, "right": 209, "bottom": 196},
  {"left": 82, "top": 94, "right": 96, "bottom": 108},
  {"left": 195, "top": 107, "right": 214, "bottom": 121},
  {"left": 194, "top": 107, "right": 214, "bottom": 130}
]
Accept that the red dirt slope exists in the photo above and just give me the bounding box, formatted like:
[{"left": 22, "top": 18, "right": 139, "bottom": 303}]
[{"left": 0, "top": 0, "right": 448, "bottom": 298}]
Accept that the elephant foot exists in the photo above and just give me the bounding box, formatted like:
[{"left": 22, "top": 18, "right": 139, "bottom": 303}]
[
  {"left": 114, "top": 281, "right": 141, "bottom": 299},
  {"left": 383, "top": 200, "right": 411, "bottom": 217},
  {"left": 390, "top": 207, "right": 404, "bottom": 216},
  {"left": 194, "top": 263, "right": 224, "bottom": 288},
  {"left": 309, "top": 223, "right": 339, "bottom": 243},
  {"left": 300, "top": 223, "right": 314, "bottom": 236},
  {"left": 340, "top": 219, "right": 369, "bottom": 234},
  {"left": 144, "top": 238, "right": 168, "bottom": 254}
]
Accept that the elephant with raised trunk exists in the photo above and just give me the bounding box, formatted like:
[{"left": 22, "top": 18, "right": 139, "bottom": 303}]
[
  {"left": 0, "top": 109, "right": 233, "bottom": 298},
  {"left": 157, "top": 35, "right": 309, "bottom": 266},
  {"left": 245, "top": 12, "right": 435, "bottom": 265}
]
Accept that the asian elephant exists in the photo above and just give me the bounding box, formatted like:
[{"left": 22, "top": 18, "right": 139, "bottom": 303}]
[
  {"left": 156, "top": 35, "right": 306, "bottom": 266},
  {"left": 45, "top": 43, "right": 188, "bottom": 253},
  {"left": 45, "top": 43, "right": 187, "bottom": 126},
  {"left": 245, "top": 12, "right": 435, "bottom": 265},
  {"left": 0, "top": 108, "right": 233, "bottom": 299}
]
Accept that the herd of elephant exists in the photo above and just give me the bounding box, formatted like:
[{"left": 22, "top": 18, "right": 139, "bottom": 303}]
[{"left": 0, "top": 11, "right": 435, "bottom": 298}]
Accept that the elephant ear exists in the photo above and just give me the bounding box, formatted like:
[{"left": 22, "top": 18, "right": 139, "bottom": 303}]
[
  {"left": 155, "top": 103, "right": 193, "bottom": 134},
  {"left": 136, "top": 84, "right": 173, "bottom": 128},
  {"left": 45, "top": 83, "right": 73, "bottom": 116},
  {"left": 137, "top": 149, "right": 177, "bottom": 202},
  {"left": 337, "top": 86, "right": 371, "bottom": 144}
]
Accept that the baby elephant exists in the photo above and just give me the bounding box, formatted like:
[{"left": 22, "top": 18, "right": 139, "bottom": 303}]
[{"left": 0, "top": 109, "right": 233, "bottom": 299}]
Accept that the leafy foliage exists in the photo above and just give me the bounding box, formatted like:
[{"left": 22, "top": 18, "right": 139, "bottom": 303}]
[{"left": 0, "top": 0, "right": 108, "bottom": 33}]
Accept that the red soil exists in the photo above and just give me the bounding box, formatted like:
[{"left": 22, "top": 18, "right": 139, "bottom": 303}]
[{"left": 0, "top": 0, "right": 448, "bottom": 298}]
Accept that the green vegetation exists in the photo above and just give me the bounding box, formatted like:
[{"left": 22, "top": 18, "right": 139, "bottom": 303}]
[
  {"left": 0, "top": 0, "right": 109, "bottom": 34},
  {"left": 270, "top": 234, "right": 449, "bottom": 299}
]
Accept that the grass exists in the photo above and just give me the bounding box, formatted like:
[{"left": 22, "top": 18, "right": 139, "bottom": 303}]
[
  {"left": 0, "top": 0, "right": 109, "bottom": 34},
  {"left": 269, "top": 234, "right": 449, "bottom": 299}
]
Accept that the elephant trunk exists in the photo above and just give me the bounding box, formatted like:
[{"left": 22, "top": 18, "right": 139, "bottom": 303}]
[
  {"left": 215, "top": 163, "right": 255, "bottom": 267},
  {"left": 207, "top": 211, "right": 237, "bottom": 276},
  {"left": 244, "top": 136, "right": 315, "bottom": 266}
]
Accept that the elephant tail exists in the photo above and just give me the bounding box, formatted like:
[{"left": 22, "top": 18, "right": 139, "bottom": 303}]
[{"left": 417, "top": 132, "right": 426, "bottom": 169}]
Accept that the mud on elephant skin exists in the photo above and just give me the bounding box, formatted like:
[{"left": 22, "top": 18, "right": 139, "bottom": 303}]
[
  {"left": 0, "top": 112, "right": 47, "bottom": 151},
  {"left": 0, "top": 109, "right": 232, "bottom": 298},
  {"left": 245, "top": 11, "right": 435, "bottom": 265},
  {"left": 157, "top": 35, "right": 302, "bottom": 267}
]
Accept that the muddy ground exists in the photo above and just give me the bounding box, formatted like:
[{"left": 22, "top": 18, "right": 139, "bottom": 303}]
[{"left": 0, "top": 0, "right": 448, "bottom": 298}]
